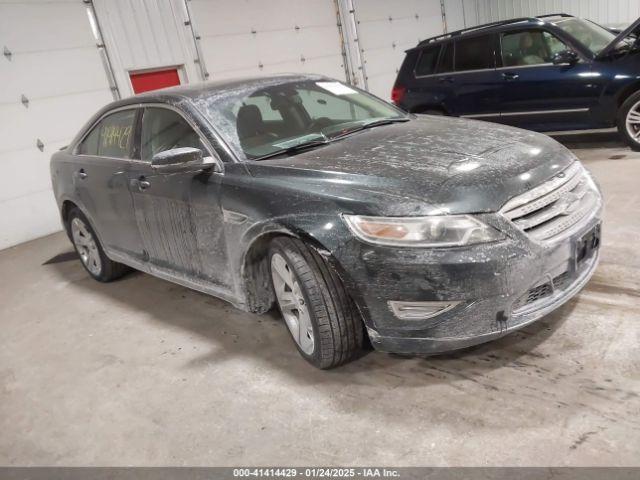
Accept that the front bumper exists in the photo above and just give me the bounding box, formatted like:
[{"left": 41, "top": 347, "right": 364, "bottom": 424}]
[
  {"left": 368, "top": 249, "right": 599, "bottom": 354},
  {"left": 333, "top": 213, "right": 602, "bottom": 355}
]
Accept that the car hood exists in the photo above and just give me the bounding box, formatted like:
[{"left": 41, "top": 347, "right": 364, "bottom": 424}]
[
  {"left": 246, "top": 116, "right": 577, "bottom": 215},
  {"left": 598, "top": 16, "right": 640, "bottom": 59}
]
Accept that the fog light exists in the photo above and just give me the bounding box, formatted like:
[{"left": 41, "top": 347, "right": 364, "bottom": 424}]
[{"left": 388, "top": 301, "right": 460, "bottom": 320}]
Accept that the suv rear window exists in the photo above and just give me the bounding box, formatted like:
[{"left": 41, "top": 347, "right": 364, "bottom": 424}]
[
  {"left": 436, "top": 42, "right": 454, "bottom": 74},
  {"left": 415, "top": 45, "right": 441, "bottom": 76},
  {"left": 455, "top": 34, "right": 495, "bottom": 71}
]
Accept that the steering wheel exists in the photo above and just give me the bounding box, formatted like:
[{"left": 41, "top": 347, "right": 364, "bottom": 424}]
[{"left": 306, "top": 117, "right": 333, "bottom": 132}]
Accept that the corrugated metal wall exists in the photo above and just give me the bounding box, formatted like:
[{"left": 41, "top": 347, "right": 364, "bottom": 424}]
[
  {"left": 0, "top": 0, "right": 114, "bottom": 250},
  {"left": 92, "top": 0, "right": 203, "bottom": 96},
  {"left": 447, "top": 0, "right": 640, "bottom": 29},
  {"left": 188, "top": 0, "right": 346, "bottom": 83},
  {"left": 346, "top": 0, "right": 445, "bottom": 99}
]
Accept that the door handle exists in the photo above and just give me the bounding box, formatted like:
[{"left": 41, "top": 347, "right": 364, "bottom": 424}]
[
  {"left": 77, "top": 168, "right": 88, "bottom": 180},
  {"left": 130, "top": 176, "right": 151, "bottom": 191},
  {"left": 138, "top": 177, "right": 150, "bottom": 191},
  {"left": 438, "top": 76, "right": 455, "bottom": 83},
  {"left": 502, "top": 72, "right": 519, "bottom": 81}
]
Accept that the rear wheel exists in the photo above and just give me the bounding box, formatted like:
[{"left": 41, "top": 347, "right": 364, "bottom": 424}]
[
  {"left": 269, "top": 237, "right": 364, "bottom": 369},
  {"left": 68, "top": 208, "right": 129, "bottom": 282},
  {"left": 617, "top": 91, "right": 640, "bottom": 151}
]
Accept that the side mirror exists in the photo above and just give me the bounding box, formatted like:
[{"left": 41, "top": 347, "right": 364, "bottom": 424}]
[
  {"left": 552, "top": 50, "right": 579, "bottom": 65},
  {"left": 151, "top": 147, "right": 224, "bottom": 173},
  {"left": 151, "top": 147, "right": 203, "bottom": 169}
]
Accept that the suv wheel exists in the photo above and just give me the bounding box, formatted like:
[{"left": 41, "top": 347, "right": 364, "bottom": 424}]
[
  {"left": 269, "top": 237, "right": 364, "bottom": 369},
  {"left": 618, "top": 91, "right": 640, "bottom": 151},
  {"left": 68, "top": 207, "right": 129, "bottom": 282}
]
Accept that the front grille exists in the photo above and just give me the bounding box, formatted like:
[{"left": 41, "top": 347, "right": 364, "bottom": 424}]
[
  {"left": 500, "top": 162, "right": 599, "bottom": 242},
  {"left": 513, "top": 271, "right": 572, "bottom": 311}
]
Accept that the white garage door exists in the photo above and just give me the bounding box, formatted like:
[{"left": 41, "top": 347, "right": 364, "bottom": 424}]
[
  {"left": 352, "top": 0, "right": 445, "bottom": 100},
  {"left": 189, "top": 0, "right": 347, "bottom": 81},
  {"left": 0, "top": 0, "right": 113, "bottom": 250}
]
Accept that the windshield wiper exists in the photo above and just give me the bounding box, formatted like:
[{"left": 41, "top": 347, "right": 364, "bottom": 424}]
[
  {"left": 331, "top": 117, "right": 410, "bottom": 139},
  {"left": 253, "top": 136, "right": 330, "bottom": 161}
]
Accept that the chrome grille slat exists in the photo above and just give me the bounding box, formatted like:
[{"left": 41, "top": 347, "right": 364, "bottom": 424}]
[
  {"left": 527, "top": 192, "right": 597, "bottom": 241},
  {"left": 512, "top": 178, "right": 588, "bottom": 230},
  {"left": 500, "top": 162, "right": 598, "bottom": 243},
  {"left": 503, "top": 169, "right": 583, "bottom": 220},
  {"left": 500, "top": 162, "right": 582, "bottom": 214}
]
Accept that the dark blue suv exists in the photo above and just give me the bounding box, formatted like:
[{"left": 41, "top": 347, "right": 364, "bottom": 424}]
[{"left": 392, "top": 13, "right": 640, "bottom": 149}]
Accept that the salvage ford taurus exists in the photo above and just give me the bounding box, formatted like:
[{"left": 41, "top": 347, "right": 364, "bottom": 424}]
[{"left": 50, "top": 74, "right": 602, "bottom": 369}]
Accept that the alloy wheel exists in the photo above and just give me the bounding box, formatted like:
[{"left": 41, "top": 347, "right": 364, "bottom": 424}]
[
  {"left": 270, "top": 253, "right": 315, "bottom": 355},
  {"left": 625, "top": 100, "right": 640, "bottom": 142},
  {"left": 71, "top": 217, "right": 102, "bottom": 276}
]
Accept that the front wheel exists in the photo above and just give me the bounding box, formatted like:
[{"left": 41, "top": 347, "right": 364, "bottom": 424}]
[
  {"left": 617, "top": 91, "right": 640, "bottom": 151},
  {"left": 269, "top": 237, "right": 365, "bottom": 369}
]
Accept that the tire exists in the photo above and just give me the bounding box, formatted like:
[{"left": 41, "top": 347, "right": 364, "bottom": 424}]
[
  {"left": 268, "top": 237, "right": 364, "bottom": 369},
  {"left": 67, "top": 207, "right": 129, "bottom": 282},
  {"left": 617, "top": 90, "right": 640, "bottom": 151}
]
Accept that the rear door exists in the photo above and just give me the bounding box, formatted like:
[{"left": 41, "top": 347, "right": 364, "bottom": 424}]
[
  {"left": 74, "top": 108, "right": 144, "bottom": 261},
  {"left": 447, "top": 33, "right": 502, "bottom": 119},
  {"left": 496, "top": 28, "right": 599, "bottom": 130},
  {"left": 405, "top": 43, "right": 448, "bottom": 112}
]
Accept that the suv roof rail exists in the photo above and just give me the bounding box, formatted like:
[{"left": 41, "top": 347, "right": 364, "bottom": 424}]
[
  {"left": 536, "top": 13, "right": 574, "bottom": 19},
  {"left": 415, "top": 12, "right": 574, "bottom": 48},
  {"left": 416, "top": 17, "right": 539, "bottom": 46}
]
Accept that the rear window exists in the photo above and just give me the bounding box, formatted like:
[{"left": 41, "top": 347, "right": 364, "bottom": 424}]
[
  {"left": 455, "top": 34, "right": 495, "bottom": 71},
  {"left": 77, "top": 109, "right": 136, "bottom": 158},
  {"left": 415, "top": 45, "right": 441, "bottom": 76},
  {"left": 437, "top": 42, "right": 454, "bottom": 73}
]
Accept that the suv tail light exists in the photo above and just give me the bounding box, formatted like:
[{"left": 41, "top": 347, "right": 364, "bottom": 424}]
[{"left": 391, "top": 85, "right": 406, "bottom": 105}]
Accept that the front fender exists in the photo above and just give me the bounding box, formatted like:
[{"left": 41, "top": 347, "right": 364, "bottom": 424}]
[{"left": 229, "top": 212, "right": 371, "bottom": 323}]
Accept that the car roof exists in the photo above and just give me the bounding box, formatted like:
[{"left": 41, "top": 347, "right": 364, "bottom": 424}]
[
  {"left": 409, "top": 13, "right": 573, "bottom": 50},
  {"left": 110, "top": 73, "right": 330, "bottom": 108}
]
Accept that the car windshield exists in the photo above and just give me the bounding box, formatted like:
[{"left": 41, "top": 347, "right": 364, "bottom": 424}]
[
  {"left": 551, "top": 17, "right": 618, "bottom": 55},
  {"left": 192, "top": 79, "right": 407, "bottom": 160}
]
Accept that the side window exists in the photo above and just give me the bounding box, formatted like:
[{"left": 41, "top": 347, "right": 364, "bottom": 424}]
[
  {"left": 455, "top": 34, "right": 495, "bottom": 71},
  {"left": 78, "top": 110, "right": 136, "bottom": 158},
  {"left": 501, "top": 30, "right": 568, "bottom": 66},
  {"left": 436, "top": 42, "right": 454, "bottom": 74},
  {"left": 141, "top": 107, "right": 207, "bottom": 161},
  {"left": 77, "top": 125, "right": 100, "bottom": 155},
  {"left": 415, "top": 45, "right": 441, "bottom": 76}
]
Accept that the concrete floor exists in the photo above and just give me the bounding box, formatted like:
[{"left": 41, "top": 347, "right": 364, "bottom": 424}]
[{"left": 1, "top": 134, "right": 639, "bottom": 466}]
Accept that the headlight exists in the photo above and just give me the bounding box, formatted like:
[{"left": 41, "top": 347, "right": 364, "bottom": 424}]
[{"left": 342, "top": 214, "right": 504, "bottom": 247}]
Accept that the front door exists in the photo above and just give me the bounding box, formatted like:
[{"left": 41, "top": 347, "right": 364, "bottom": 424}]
[
  {"left": 73, "top": 108, "right": 144, "bottom": 260},
  {"left": 496, "top": 28, "right": 600, "bottom": 131},
  {"left": 127, "top": 106, "right": 232, "bottom": 291}
]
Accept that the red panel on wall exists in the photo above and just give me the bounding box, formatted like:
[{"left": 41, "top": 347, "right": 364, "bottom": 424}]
[{"left": 130, "top": 68, "right": 180, "bottom": 94}]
